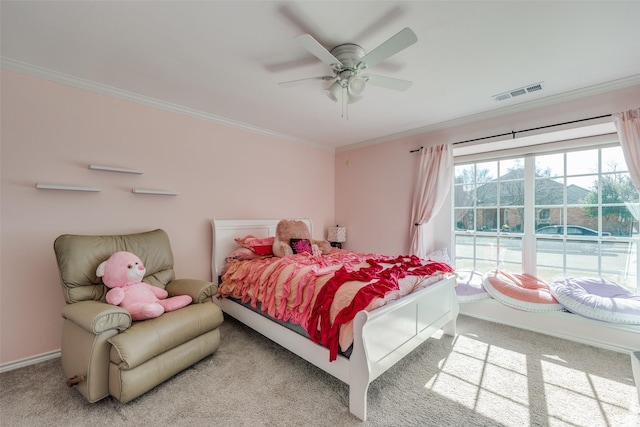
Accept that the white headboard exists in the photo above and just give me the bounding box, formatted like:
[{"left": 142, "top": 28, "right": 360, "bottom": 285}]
[{"left": 210, "top": 218, "right": 313, "bottom": 280}]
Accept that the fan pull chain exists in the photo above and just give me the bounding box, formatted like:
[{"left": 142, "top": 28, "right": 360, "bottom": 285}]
[{"left": 341, "top": 85, "right": 346, "bottom": 119}]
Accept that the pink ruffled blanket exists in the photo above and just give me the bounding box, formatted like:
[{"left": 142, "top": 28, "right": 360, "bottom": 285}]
[{"left": 218, "top": 251, "right": 454, "bottom": 361}]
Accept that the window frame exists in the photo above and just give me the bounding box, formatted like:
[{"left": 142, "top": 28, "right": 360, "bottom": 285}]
[{"left": 452, "top": 130, "right": 639, "bottom": 293}]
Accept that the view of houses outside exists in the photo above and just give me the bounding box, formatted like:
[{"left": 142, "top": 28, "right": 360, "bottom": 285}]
[{"left": 453, "top": 145, "right": 639, "bottom": 292}]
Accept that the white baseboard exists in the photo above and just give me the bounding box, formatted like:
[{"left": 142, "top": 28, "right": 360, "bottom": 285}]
[
  {"left": 460, "top": 299, "right": 640, "bottom": 354},
  {"left": 632, "top": 352, "right": 640, "bottom": 404},
  {"left": 0, "top": 350, "right": 61, "bottom": 373}
]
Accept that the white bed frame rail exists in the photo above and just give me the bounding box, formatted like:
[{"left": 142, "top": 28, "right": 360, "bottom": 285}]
[{"left": 211, "top": 219, "right": 459, "bottom": 420}]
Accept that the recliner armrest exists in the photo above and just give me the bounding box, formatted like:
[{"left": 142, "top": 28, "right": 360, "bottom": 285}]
[
  {"left": 61, "top": 300, "right": 131, "bottom": 334},
  {"left": 167, "top": 279, "right": 217, "bottom": 304}
]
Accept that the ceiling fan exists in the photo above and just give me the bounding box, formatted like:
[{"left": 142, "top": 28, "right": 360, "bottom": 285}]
[{"left": 279, "top": 27, "right": 418, "bottom": 105}]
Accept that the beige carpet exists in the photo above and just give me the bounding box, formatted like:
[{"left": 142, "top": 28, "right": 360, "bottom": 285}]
[{"left": 1, "top": 315, "right": 638, "bottom": 427}]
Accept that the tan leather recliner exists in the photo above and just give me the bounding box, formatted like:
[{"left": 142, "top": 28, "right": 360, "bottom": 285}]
[{"left": 54, "top": 229, "right": 223, "bottom": 403}]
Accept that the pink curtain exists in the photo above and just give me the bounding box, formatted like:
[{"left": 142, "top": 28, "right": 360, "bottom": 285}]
[
  {"left": 614, "top": 108, "right": 640, "bottom": 192},
  {"left": 410, "top": 144, "right": 452, "bottom": 258}
]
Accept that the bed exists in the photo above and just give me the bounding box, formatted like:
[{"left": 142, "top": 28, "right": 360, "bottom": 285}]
[{"left": 210, "top": 219, "right": 459, "bottom": 421}]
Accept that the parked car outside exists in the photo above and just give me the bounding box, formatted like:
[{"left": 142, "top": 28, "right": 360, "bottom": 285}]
[
  {"left": 503, "top": 225, "right": 611, "bottom": 254},
  {"left": 534, "top": 225, "right": 611, "bottom": 254},
  {"left": 535, "top": 225, "right": 612, "bottom": 237}
]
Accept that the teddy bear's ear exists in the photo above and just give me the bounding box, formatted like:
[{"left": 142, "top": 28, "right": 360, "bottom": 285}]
[{"left": 96, "top": 260, "right": 107, "bottom": 278}]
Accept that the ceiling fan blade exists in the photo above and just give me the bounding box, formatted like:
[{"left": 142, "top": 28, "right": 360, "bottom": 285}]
[
  {"left": 264, "top": 57, "right": 324, "bottom": 73},
  {"left": 294, "top": 34, "right": 343, "bottom": 68},
  {"left": 358, "top": 27, "right": 417, "bottom": 70},
  {"left": 365, "top": 74, "right": 413, "bottom": 91},
  {"left": 351, "top": 5, "right": 405, "bottom": 42},
  {"left": 278, "top": 76, "right": 335, "bottom": 87}
]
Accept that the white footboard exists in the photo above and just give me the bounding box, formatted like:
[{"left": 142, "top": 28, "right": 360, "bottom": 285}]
[
  {"left": 348, "top": 274, "right": 459, "bottom": 420},
  {"left": 214, "top": 275, "right": 458, "bottom": 421}
]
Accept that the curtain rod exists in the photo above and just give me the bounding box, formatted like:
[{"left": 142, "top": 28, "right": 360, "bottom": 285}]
[{"left": 409, "top": 113, "right": 612, "bottom": 153}]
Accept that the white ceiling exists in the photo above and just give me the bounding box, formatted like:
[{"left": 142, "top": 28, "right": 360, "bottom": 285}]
[{"left": 2, "top": 1, "right": 639, "bottom": 151}]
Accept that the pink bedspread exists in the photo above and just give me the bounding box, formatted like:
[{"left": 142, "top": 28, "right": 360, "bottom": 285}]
[{"left": 218, "top": 250, "right": 454, "bottom": 360}]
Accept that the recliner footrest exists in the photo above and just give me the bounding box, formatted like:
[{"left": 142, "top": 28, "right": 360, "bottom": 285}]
[
  {"left": 109, "top": 301, "right": 223, "bottom": 369},
  {"left": 110, "top": 328, "right": 221, "bottom": 403}
]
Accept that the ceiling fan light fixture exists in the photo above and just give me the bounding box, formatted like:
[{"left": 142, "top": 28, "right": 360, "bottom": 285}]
[
  {"left": 325, "top": 81, "right": 342, "bottom": 102},
  {"left": 348, "top": 76, "right": 367, "bottom": 96}
]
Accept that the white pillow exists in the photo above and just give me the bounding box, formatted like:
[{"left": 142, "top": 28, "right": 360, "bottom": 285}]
[{"left": 425, "top": 248, "right": 451, "bottom": 264}]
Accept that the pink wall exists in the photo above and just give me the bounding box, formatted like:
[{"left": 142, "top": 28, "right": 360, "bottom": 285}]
[
  {"left": 2, "top": 67, "right": 638, "bottom": 367},
  {"left": 336, "top": 85, "right": 640, "bottom": 256},
  {"left": 334, "top": 135, "right": 422, "bottom": 255},
  {"left": 0, "top": 70, "right": 335, "bottom": 365}
]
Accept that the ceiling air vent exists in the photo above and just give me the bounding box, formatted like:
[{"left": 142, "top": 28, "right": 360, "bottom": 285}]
[
  {"left": 526, "top": 83, "right": 542, "bottom": 93},
  {"left": 494, "top": 93, "right": 512, "bottom": 101},
  {"left": 493, "top": 82, "right": 544, "bottom": 102}
]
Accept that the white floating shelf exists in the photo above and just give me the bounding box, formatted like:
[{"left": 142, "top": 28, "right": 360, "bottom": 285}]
[
  {"left": 89, "top": 164, "right": 144, "bottom": 174},
  {"left": 132, "top": 188, "right": 178, "bottom": 196},
  {"left": 36, "top": 183, "right": 101, "bottom": 192}
]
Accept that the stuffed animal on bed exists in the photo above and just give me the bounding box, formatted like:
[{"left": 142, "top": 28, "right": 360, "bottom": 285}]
[
  {"left": 272, "top": 219, "right": 333, "bottom": 257},
  {"left": 96, "top": 251, "right": 192, "bottom": 321}
]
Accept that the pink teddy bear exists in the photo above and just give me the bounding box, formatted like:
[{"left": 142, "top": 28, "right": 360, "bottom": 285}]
[{"left": 96, "top": 251, "right": 192, "bottom": 321}]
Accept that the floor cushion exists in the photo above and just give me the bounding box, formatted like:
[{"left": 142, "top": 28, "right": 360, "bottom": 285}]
[
  {"left": 482, "top": 270, "right": 564, "bottom": 312},
  {"left": 455, "top": 270, "right": 489, "bottom": 303},
  {"left": 550, "top": 277, "right": 640, "bottom": 324}
]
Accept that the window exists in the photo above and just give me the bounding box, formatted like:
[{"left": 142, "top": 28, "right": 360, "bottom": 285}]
[{"left": 453, "top": 133, "right": 639, "bottom": 293}]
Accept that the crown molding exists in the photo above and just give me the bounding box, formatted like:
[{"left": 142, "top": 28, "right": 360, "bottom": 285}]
[
  {"left": 337, "top": 74, "right": 640, "bottom": 152},
  {"left": 3, "top": 57, "right": 637, "bottom": 155},
  {"left": 1, "top": 57, "right": 334, "bottom": 153}
]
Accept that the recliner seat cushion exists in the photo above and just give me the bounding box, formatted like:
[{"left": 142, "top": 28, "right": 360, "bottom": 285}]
[{"left": 109, "top": 301, "right": 223, "bottom": 369}]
